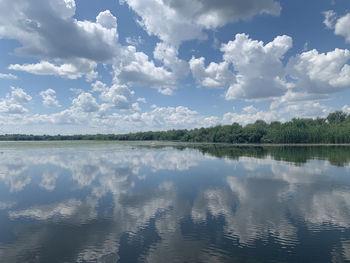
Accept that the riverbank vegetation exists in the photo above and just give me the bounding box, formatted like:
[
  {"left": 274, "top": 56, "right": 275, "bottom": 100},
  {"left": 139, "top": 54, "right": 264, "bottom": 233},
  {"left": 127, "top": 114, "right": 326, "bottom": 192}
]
[{"left": 1, "top": 111, "right": 350, "bottom": 144}]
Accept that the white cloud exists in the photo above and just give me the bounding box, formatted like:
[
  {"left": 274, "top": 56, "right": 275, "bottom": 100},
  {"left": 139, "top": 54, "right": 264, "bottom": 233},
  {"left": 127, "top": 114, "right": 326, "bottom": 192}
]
[
  {"left": 191, "top": 32, "right": 350, "bottom": 103},
  {"left": 137, "top": 97, "right": 147, "bottom": 103},
  {"left": 99, "top": 84, "right": 135, "bottom": 110},
  {"left": 190, "top": 57, "right": 235, "bottom": 89},
  {"left": 96, "top": 10, "right": 117, "bottom": 30},
  {"left": 270, "top": 90, "right": 329, "bottom": 110},
  {"left": 121, "top": 0, "right": 281, "bottom": 45},
  {"left": 243, "top": 105, "right": 258, "bottom": 114},
  {"left": 324, "top": 11, "right": 350, "bottom": 43},
  {"left": 125, "top": 36, "right": 143, "bottom": 47},
  {"left": 9, "top": 59, "right": 98, "bottom": 81},
  {"left": 334, "top": 13, "right": 350, "bottom": 43},
  {"left": 222, "top": 33, "right": 293, "bottom": 100},
  {"left": 278, "top": 101, "right": 330, "bottom": 118},
  {"left": 131, "top": 106, "right": 219, "bottom": 130},
  {"left": 0, "top": 98, "right": 335, "bottom": 134},
  {"left": 1, "top": 0, "right": 188, "bottom": 95},
  {"left": 342, "top": 105, "right": 350, "bottom": 114},
  {"left": 28, "top": 84, "right": 137, "bottom": 128},
  {"left": 154, "top": 42, "right": 189, "bottom": 79},
  {"left": 7, "top": 87, "right": 32, "bottom": 104},
  {"left": 91, "top": 81, "right": 107, "bottom": 93},
  {"left": 40, "top": 89, "right": 61, "bottom": 108},
  {"left": 120, "top": 0, "right": 205, "bottom": 45},
  {"left": 29, "top": 105, "right": 218, "bottom": 133},
  {"left": 113, "top": 43, "right": 189, "bottom": 95},
  {"left": 222, "top": 99, "right": 331, "bottom": 125},
  {"left": 323, "top": 10, "right": 337, "bottom": 29},
  {"left": 0, "top": 102, "right": 28, "bottom": 115},
  {"left": 51, "top": 0, "right": 76, "bottom": 19},
  {"left": 287, "top": 48, "right": 350, "bottom": 94},
  {"left": 72, "top": 93, "right": 99, "bottom": 113},
  {"left": 116, "top": 46, "right": 177, "bottom": 95},
  {"left": 0, "top": 1, "right": 119, "bottom": 62},
  {"left": 0, "top": 87, "right": 32, "bottom": 115},
  {"left": 46, "top": 108, "right": 86, "bottom": 125},
  {"left": 0, "top": 73, "right": 17, "bottom": 79},
  {"left": 223, "top": 110, "right": 279, "bottom": 126}
]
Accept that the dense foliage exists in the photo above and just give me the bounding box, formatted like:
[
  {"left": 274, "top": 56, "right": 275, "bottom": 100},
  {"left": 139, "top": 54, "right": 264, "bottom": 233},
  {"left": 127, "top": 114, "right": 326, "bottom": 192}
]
[{"left": 1, "top": 111, "right": 350, "bottom": 144}]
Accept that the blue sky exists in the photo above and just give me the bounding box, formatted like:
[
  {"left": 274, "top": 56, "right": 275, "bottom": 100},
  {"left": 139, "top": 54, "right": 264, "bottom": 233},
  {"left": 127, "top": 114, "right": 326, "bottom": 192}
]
[{"left": 0, "top": 0, "right": 350, "bottom": 134}]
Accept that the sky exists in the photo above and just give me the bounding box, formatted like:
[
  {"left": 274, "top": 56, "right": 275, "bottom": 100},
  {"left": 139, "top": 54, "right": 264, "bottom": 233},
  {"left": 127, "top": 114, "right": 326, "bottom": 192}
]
[{"left": 0, "top": 0, "right": 350, "bottom": 135}]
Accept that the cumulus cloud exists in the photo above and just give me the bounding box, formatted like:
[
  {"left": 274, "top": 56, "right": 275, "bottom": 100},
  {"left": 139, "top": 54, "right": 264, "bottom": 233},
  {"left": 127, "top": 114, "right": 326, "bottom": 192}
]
[
  {"left": 324, "top": 11, "right": 350, "bottom": 43},
  {"left": 334, "top": 13, "right": 350, "bottom": 43},
  {"left": 116, "top": 46, "right": 177, "bottom": 95},
  {"left": 7, "top": 87, "right": 31, "bottom": 104},
  {"left": 0, "top": 103, "right": 28, "bottom": 115},
  {"left": 190, "top": 34, "right": 293, "bottom": 100},
  {"left": 40, "top": 89, "right": 61, "bottom": 108},
  {"left": 91, "top": 81, "right": 107, "bottom": 93},
  {"left": 26, "top": 105, "right": 218, "bottom": 134},
  {"left": 0, "top": 98, "right": 334, "bottom": 134},
  {"left": 243, "top": 105, "right": 258, "bottom": 114},
  {"left": 270, "top": 90, "right": 329, "bottom": 111},
  {"left": 122, "top": 106, "right": 219, "bottom": 130},
  {"left": 190, "top": 32, "right": 350, "bottom": 103},
  {"left": 223, "top": 109, "right": 279, "bottom": 126},
  {"left": 222, "top": 33, "right": 292, "bottom": 100},
  {"left": 120, "top": 0, "right": 204, "bottom": 45},
  {"left": 278, "top": 101, "right": 330, "bottom": 118},
  {"left": 154, "top": 42, "right": 189, "bottom": 79},
  {"left": 287, "top": 48, "right": 350, "bottom": 94},
  {"left": 44, "top": 108, "right": 86, "bottom": 125},
  {"left": 222, "top": 98, "right": 331, "bottom": 125},
  {"left": 21, "top": 83, "right": 137, "bottom": 129},
  {"left": 72, "top": 92, "right": 99, "bottom": 113},
  {"left": 99, "top": 84, "right": 135, "bottom": 110},
  {"left": 188, "top": 29, "right": 350, "bottom": 109},
  {"left": 9, "top": 59, "right": 98, "bottom": 81},
  {"left": 120, "top": 0, "right": 281, "bottom": 45},
  {"left": 0, "top": 0, "right": 121, "bottom": 83},
  {"left": 1, "top": 0, "right": 186, "bottom": 95},
  {"left": 0, "top": 87, "right": 32, "bottom": 114},
  {"left": 0, "top": 0, "right": 119, "bottom": 62},
  {"left": 112, "top": 43, "right": 191, "bottom": 95},
  {"left": 96, "top": 10, "right": 117, "bottom": 30},
  {"left": 189, "top": 57, "right": 235, "bottom": 89}
]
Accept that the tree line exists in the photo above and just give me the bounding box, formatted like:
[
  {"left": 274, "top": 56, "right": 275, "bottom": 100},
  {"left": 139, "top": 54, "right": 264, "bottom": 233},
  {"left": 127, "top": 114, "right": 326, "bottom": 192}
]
[{"left": 1, "top": 111, "right": 350, "bottom": 144}]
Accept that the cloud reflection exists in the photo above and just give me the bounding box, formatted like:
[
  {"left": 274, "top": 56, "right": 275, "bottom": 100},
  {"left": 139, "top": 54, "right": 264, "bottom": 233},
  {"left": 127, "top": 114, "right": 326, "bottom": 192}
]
[{"left": 0, "top": 143, "right": 350, "bottom": 262}]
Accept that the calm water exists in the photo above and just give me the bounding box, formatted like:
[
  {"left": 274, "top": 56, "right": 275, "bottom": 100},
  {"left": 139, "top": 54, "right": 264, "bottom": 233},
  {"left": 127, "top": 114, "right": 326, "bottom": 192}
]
[{"left": 1, "top": 142, "right": 350, "bottom": 263}]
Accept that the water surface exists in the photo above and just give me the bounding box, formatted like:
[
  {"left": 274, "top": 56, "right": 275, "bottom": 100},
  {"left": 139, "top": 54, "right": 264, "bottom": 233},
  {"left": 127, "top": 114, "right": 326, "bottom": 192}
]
[{"left": 0, "top": 141, "right": 350, "bottom": 262}]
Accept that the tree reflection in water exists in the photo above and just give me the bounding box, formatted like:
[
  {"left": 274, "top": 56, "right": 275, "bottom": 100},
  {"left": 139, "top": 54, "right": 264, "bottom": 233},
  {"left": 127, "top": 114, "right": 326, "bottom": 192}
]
[{"left": 0, "top": 142, "right": 349, "bottom": 262}]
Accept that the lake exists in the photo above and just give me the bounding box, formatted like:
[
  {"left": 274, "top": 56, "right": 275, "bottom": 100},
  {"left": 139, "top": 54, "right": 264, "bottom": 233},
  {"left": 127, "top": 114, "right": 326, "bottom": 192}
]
[{"left": 0, "top": 141, "right": 350, "bottom": 262}]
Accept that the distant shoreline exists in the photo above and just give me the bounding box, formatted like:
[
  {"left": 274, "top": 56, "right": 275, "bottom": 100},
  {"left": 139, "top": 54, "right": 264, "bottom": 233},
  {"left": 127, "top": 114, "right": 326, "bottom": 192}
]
[
  {"left": 1, "top": 110, "right": 350, "bottom": 144},
  {"left": 0, "top": 139, "right": 350, "bottom": 146}
]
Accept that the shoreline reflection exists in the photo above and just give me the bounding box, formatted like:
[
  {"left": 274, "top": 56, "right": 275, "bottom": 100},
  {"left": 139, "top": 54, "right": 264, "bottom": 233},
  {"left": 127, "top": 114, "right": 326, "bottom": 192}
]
[{"left": 0, "top": 142, "right": 349, "bottom": 262}]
